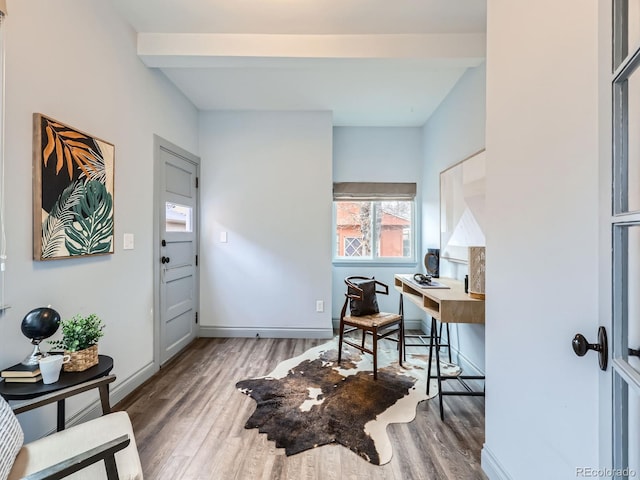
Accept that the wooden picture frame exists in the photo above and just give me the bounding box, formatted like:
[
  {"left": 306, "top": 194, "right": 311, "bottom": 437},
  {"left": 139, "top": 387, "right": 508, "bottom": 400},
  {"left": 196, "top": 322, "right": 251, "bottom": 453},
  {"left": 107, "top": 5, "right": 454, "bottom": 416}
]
[
  {"left": 440, "top": 149, "right": 486, "bottom": 263},
  {"left": 33, "top": 113, "right": 115, "bottom": 260}
]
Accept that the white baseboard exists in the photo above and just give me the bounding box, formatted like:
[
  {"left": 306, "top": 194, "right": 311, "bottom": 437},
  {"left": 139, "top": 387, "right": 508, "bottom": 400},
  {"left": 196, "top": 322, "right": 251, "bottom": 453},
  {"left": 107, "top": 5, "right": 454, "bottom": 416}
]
[
  {"left": 65, "top": 361, "right": 157, "bottom": 428},
  {"left": 451, "top": 348, "right": 484, "bottom": 377},
  {"left": 420, "top": 317, "right": 431, "bottom": 333},
  {"left": 110, "top": 361, "right": 157, "bottom": 405},
  {"left": 421, "top": 322, "right": 485, "bottom": 376},
  {"left": 481, "top": 445, "right": 512, "bottom": 480},
  {"left": 199, "top": 325, "right": 334, "bottom": 339}
]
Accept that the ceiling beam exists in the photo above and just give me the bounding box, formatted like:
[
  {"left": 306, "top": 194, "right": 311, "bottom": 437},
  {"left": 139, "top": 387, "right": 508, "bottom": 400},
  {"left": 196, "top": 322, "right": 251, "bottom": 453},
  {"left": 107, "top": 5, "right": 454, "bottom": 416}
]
[{"left": 138, "top": 33, "right": 486, "bottom": 68}]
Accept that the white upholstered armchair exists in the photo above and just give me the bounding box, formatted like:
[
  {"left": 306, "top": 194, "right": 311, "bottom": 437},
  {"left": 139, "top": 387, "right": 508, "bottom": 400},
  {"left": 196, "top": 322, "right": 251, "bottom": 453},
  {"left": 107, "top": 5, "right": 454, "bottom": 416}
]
[{"left": 0, "top": 379, "right": 142, "bottom": 480}]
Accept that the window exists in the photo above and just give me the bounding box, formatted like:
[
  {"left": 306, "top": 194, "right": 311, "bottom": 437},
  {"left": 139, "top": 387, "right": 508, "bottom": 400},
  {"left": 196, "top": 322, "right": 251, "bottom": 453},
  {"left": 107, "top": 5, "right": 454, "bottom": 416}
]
[
  {"left": 333, "top": 182, "right": 416, "bottom": 262},
  {"left": 343, "top": 237, "right": 363, "bottom": 256},
  {"left": 165, "top": 202, "right": 193, "bottom": 232}
]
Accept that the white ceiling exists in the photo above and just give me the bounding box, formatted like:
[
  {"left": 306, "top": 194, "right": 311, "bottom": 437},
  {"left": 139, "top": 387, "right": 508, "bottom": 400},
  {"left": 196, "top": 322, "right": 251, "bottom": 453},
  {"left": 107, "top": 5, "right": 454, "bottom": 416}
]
[{"left": 112, "top": 0, "right": 486, "bottom": 126}]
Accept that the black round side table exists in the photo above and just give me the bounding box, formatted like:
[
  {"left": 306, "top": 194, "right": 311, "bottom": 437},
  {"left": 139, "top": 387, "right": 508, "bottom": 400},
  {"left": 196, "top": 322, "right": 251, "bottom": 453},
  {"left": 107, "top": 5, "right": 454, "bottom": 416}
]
[{"left": 0, "top": 355, "right": 114, "bottom": 431}]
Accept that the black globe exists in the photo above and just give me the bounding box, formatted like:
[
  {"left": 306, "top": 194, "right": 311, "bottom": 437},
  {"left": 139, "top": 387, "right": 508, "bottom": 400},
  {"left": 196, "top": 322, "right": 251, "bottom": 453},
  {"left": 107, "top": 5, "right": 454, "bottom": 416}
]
[{"left": 20, "top": 307, "right": 61, "bottom": 341}]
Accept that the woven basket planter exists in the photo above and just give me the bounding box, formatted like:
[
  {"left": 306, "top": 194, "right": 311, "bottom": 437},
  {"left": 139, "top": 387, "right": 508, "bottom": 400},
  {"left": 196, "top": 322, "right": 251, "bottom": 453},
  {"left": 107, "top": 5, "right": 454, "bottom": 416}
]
[{"left": 63, "top": 344, "right": 98, "bottom": 372}]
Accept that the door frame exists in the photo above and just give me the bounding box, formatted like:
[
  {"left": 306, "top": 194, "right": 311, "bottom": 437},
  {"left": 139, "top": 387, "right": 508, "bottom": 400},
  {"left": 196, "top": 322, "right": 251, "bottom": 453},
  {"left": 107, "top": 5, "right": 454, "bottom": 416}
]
[
  {"left": 153, "top": 134, "right": 201, "bottom": 370},
  {"left": 600, "top": 1, "right": 640, "bottom": 473},
  {"left": 598, "top": 0, "right": 614, "bottom": 468}
]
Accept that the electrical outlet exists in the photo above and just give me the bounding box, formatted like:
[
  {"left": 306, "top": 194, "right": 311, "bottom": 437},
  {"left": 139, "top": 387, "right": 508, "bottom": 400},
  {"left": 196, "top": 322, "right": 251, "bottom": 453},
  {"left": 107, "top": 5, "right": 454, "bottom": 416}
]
[{"left": 316, "top": 300, "right": 324, "bottom": 313}]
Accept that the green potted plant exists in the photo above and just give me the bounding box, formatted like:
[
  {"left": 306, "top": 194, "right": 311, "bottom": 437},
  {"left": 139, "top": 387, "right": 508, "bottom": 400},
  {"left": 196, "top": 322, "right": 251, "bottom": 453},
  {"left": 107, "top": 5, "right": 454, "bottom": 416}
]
[{"left": 49, "top": 313, "right": 105, "bottom": 371}]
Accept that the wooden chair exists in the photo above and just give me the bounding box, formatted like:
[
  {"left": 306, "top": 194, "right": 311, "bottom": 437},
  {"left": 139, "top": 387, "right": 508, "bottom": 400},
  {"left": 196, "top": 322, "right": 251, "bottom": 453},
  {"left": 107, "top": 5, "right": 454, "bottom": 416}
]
[
  {"left": 338, "top": 276, "right": 403, "bottom": 379},
  {"left": 1, "top": 377, "right": 143, "bottom": 479}
]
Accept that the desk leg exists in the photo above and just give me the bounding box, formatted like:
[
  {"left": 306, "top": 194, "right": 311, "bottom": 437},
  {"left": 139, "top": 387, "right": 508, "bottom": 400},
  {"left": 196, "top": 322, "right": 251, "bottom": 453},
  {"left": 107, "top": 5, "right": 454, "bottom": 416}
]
[
  {"left": 399, "top": 293, "right": 406, "bottom": 361},
  {"left": 98, "top": 383, "right": 111, "bottom": 415},
  {"left": 438, "top": 323, "right": 452, "bottom": 363},
  {"left": 57, "top": 399, "right": 65, "bottom": 431},
  {"left": 433, "top": 317, "right": 444, "bottom": 420},
  {"left": 426, "top": 317, "right": 434, "bottom": 395}
]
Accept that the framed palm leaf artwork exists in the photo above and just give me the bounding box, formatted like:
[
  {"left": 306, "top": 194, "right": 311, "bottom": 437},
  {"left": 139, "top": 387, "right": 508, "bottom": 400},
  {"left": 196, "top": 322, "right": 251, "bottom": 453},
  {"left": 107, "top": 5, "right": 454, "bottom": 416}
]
[{"left": 33, "top": 113, "right": 115, "bottom": 260}]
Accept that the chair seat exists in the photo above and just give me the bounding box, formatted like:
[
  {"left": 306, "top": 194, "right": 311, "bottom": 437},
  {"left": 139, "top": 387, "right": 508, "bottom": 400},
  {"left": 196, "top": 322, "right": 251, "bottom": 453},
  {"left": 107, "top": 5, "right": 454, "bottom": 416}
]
[
  {"left": 343, "top": 312, "right": 402, "bottom": 328},
  {"left": 8, "top": 411, "right": 143, "bottom": 480}
]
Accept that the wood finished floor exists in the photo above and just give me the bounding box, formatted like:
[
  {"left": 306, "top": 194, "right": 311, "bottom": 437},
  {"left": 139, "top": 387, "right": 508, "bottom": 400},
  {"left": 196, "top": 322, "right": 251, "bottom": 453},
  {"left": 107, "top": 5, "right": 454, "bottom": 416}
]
[{"left": 115, "top": 337, "right": 486, "bottom": 480}]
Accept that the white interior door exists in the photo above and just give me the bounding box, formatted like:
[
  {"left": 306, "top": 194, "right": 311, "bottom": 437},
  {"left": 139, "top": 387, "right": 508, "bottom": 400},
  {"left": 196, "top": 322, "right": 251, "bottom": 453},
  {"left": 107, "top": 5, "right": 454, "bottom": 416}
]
[
  {"left": 155, "top": 136, "right": 200, "bottom": 366},
  {"left": 608, "top": 1, "right": 640, "bottom": 476}
]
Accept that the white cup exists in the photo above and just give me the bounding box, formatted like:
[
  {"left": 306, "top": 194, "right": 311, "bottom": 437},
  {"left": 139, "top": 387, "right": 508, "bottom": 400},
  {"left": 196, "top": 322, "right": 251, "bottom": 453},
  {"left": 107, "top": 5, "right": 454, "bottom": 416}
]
[{"left": 39, "top": 354, "right": 71, "bottom": 384}]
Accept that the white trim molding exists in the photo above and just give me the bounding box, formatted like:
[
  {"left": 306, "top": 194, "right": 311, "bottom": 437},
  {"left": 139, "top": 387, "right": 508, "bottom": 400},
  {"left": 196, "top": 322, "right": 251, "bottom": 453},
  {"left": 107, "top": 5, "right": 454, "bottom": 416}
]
[
  {"left": 481, "top": 445, "right": 512, "bottom": 480},
  {"left": 199, "top": 326, "right": 334, "bottom": 339},
  {"left": 60, "top": 361, "right": 157, "bottom": 431}
]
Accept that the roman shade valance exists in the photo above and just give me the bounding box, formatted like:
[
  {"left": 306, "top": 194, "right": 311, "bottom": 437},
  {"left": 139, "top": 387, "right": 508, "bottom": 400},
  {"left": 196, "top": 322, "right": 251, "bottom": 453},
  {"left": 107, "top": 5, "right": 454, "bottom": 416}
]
[{"left": 333, "top": 182, "right": 417, "bottom": 201}]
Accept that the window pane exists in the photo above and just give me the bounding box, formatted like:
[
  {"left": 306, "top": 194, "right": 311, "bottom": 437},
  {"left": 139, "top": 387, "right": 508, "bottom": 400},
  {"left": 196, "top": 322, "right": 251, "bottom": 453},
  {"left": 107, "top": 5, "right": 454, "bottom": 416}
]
[
  {"left": 375, "top": 201, "right": 412, "bottom": 258},
  {"left": 627, "top": 225, "right": 640, "bottom": 375},
  {"left": 335, "top": 201, "right": 372, "bottom": 258},
  {"left": 629, "top": 385, "right": 640, "bottom": 475},
  {"left": 613, "top": 372, "right": 640, "bottom": 476},
  {"left": 626, "top": 65, "right": 640, "bottom": 212},
  {"left": 614, "top": 0, "right": 640, "bottom": 69},
  {"left": 165, "top": 202, "right": 192, "bottom": 232},
  {"left": 631, "top": 0, "right": 640, "bottom": 56},
  {"left": 614, "top": 60, "right": 640, "bottom": 213}
]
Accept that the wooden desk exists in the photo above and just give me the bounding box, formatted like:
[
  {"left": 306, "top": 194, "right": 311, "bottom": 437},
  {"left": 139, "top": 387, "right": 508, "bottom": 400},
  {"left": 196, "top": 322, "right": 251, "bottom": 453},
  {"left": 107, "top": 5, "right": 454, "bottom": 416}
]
[
  {"left": 394, "top": 274, "right": 485, "bottom": 420},
  {"left": 0, "top": 355, "right": 115, "bottom": 431},
  {"left": 393, "top": 274, "right": 484, "bottom": 325}
]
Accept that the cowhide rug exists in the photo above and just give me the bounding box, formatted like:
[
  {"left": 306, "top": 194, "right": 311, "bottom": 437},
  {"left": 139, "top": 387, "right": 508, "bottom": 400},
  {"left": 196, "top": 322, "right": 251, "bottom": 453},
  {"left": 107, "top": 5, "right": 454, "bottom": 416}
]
[{"left": 235, "top": 338, "right": 460, "bottom": 465}]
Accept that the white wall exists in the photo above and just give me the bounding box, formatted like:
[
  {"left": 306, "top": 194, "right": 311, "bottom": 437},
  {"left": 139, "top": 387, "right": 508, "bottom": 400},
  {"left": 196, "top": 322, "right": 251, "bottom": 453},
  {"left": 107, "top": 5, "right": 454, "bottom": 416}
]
[
  {"left": 331, "top": 127, "right": 423, "bottom": 323},
  {"left": 198, "top": 111, "right": 333, "bottom": 338},
  {"left": 0, "top": 0, "right": 198, "bottom": 440},
  {"left": 421, "top": 63, "right": 486, "bottom": 374},
  {"left": 483, "top": 2, "right": 599, "bottom": 479}
]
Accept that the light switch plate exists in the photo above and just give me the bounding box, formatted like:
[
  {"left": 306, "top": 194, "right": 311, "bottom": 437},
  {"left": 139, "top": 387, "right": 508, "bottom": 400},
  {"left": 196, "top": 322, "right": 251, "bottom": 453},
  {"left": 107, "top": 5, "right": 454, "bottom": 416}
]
[
  {"left": 123, "top": 233, "right": 135, "bottom": 250},
  {"left": 220, "top": 231, "right": 228, "bottom": 243}
]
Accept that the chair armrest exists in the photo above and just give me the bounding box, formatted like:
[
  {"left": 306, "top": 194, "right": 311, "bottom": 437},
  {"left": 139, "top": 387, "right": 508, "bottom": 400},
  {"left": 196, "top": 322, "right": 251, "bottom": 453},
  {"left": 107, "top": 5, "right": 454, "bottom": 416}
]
[
  {"left": 21, "top": 434, "right": 130, "bottom": 480},
  {"left": 374, "top": 280, "right": 389, "bottom": 295},
  {"left": 11, "top": 375, "right": 116, "bottom": 415}
]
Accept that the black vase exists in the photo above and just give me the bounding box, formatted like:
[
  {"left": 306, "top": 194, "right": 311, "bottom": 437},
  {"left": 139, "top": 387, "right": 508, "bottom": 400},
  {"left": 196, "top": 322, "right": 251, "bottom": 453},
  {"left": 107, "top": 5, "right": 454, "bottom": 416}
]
[{"left": 424, "top": 248, "right": 440, "bottom": 278}]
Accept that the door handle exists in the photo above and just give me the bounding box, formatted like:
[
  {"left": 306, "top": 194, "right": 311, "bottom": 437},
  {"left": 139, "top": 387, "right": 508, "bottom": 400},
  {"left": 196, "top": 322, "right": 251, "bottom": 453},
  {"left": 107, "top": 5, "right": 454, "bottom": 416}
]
[
  {"left": 572, "top": 326, "right": 608, "bottom": 371},
  {"left": 161, "top": 256, "right": 171, "bottom": 264},
  {"left": 629, "top": 347, "right": 640, "bottom": 358}
]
